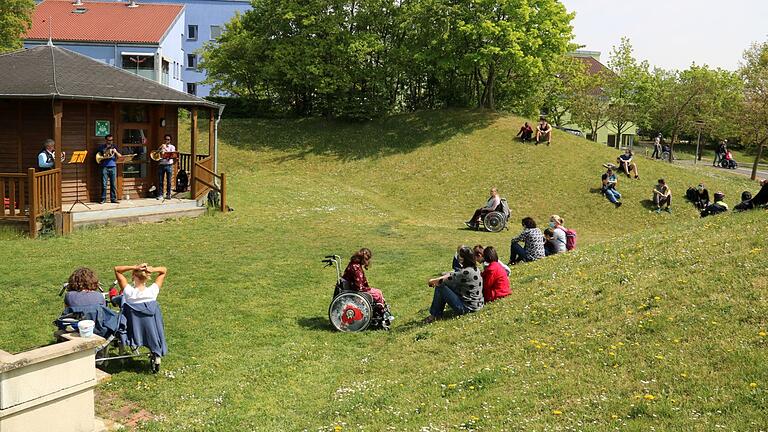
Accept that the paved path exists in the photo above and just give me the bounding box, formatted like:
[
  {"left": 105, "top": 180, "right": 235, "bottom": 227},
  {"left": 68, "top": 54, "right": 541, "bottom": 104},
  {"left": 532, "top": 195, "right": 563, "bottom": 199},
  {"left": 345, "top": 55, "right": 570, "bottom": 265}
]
[{"left": 672, "top": 158, "right": 768, "bottom": 180}]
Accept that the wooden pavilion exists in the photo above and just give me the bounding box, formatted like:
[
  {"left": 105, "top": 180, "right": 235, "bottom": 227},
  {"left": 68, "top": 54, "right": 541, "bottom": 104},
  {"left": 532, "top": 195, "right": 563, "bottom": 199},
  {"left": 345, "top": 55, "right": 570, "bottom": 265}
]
[{"left": 0, "top": 45, "right": 227, "bottom": 237}]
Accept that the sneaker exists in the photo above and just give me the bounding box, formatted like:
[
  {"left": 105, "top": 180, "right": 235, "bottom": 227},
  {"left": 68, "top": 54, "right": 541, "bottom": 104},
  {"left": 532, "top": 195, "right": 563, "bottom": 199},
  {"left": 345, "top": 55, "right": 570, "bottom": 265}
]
[
  {"left": 423, "top": 315, "right": 437, "bottom": 324},
  {"left": 664, "top": 207, "right": 672, "bottom": 213},
  {"left": 654, "top": 208, "right": 661, "bottom": 213},
  {"left": 547, "top": 141, "right": 551, "bottom": 146},
  {"left": 156, "top": 195, "right": 162, "bottom": 200},
  {"left": 615, "top": 202, "right": 622, "bottom": 208},
  {"left": 99, "top": 200, "right": 106, "bottom": 204},
  {"left": 635, "top": 175, "right": 640, "bottom": 179},
  {"left": 166, "top": 194, "right": 171, "bottom": 199},
  {"left": 111, "top": 200, "right": 119, "bottom": 204},
  {"left": 464, "top": 221, "right": 473, "bottom": 228}
]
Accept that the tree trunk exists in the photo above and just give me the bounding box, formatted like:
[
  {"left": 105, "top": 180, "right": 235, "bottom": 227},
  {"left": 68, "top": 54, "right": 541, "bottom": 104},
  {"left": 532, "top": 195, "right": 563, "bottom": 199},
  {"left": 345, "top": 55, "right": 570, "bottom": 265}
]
[
  {"left": 669, "top": 132, "right": 677, "bottom": 163},
  {"left": 485, "top": 63, "right": 496, "bottom": 110},
  {"left": 751, "top": 139, "right": 767, "bottom": 181}
]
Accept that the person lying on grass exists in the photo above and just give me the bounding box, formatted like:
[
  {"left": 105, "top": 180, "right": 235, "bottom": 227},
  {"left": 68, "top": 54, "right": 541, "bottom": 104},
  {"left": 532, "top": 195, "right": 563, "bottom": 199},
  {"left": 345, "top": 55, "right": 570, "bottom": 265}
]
[
  {"left": 424, "top": 246, "right": 483, "bottom": 324},
  {"left": 601, "top": 168, "right": 622, "bottom": 208},
  {"left": 652, "top": 178, "right": 672, "bottom": 213},
  {"left": 508, "top": 217, "right": 545, "bottom": 265},
  {"left": 617, "top": 149, "right": 640, "bottom": 179},
  {"left": 64, "top": 267, "right": 106, "bottom": 307},
  {"left": 700, "top": 191, "right": 729, "bottom": 217},
  {"left": 114, "top": 263, "right": 167, "bottom": 304},
  {"left": 465, "top": 187, "right": 501, "bottom": 230},
  {"left": 342, "top": 248, "right": 389, "bottom": 310}
]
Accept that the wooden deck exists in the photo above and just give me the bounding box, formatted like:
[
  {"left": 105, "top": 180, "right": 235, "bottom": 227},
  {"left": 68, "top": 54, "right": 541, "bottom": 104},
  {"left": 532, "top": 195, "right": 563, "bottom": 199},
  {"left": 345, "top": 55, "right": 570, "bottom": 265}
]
[{"left": 68, "top": 197, "right": 206, "bottom": 230}]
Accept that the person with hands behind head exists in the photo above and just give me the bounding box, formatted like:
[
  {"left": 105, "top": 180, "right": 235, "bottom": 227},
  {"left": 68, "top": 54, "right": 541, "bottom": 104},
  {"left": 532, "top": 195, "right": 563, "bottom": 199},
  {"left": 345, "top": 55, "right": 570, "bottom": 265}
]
[{"left": 114, "top": 263, "right": 167, "bottom": 304}]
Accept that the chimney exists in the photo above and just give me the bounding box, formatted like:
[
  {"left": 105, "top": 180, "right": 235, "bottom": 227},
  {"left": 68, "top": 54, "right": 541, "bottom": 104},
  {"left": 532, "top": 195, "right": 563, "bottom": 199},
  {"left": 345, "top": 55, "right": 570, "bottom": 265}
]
[{"left": 127, "top": 0, "right": 139, "bottom": 7}]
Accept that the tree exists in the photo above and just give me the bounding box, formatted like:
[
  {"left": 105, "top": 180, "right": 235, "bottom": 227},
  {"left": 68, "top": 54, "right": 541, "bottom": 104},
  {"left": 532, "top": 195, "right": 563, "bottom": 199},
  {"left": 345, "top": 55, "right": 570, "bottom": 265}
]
[
  {"left": 604, "top": 38, "right": 650, "bottom": 148},
  {"left": 0, "top": 0, "right": 34, "bottom": 53},
  {"left": 739, "top": 41, "right": 768, "bottom": 180},
  {"left": 570, "top": 66, "right": 612, "bottom": 141},
  {"left": 539, "top": 54, "right": 589, "bottom": 127}
]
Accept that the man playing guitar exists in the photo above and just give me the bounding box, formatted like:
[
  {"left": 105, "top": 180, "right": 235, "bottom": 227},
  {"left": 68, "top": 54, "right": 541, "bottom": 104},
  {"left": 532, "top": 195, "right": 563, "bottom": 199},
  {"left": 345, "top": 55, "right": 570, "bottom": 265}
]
[{"left": 156, "top": 134, "right": 177, "bottom": 200}]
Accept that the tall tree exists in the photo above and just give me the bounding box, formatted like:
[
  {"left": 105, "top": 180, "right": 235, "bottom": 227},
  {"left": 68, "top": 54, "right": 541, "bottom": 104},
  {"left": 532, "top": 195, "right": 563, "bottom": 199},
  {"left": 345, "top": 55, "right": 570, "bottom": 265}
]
[
  {"left": 0, "top": 0, "right": 34, "bottom": 53},
  {"left": 539, "top": 54, "right": 588, "bottom": 127},
  {"left": 604, "top": 38, "right": 649, "bottom": 148},
  {"left": 739, "top": 41, "right": 768, "bottom": 179},
  {"left": 570, "top": 66, "right": 612, "bottom": 141}
]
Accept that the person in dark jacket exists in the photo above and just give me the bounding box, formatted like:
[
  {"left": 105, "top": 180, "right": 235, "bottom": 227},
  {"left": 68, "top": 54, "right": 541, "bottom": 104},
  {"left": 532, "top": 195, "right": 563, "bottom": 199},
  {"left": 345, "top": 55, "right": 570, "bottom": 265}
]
[
  {"left": 734, "top": 178, "right": 768, "bottom": 211},
  {"left": 686, "top": 183, "right": 710, "bottom": 210},
  {"left": 700, "top": 192, "right": 729, "bottom": 217}
]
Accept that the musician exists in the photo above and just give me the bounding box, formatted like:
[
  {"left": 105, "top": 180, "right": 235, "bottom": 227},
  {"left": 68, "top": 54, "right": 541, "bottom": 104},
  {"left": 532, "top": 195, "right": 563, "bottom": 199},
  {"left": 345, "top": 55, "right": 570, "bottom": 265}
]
[
  {"left": 156, "top": 134, "right": 176, "bottom": 200},
  {"left": 37, "top": 138, "right": 64, "bottom": 171},
  {"left": 97, "top": 134, "right": 122, "bottom": 204}
]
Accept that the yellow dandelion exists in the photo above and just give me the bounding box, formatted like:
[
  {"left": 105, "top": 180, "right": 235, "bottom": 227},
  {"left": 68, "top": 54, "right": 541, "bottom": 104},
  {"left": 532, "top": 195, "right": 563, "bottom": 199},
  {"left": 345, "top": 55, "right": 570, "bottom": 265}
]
[
  {"left": 750, "top": 382, "right": 758, "bottom": 388},
  {"left": 447, "top": 384, "right": 457, "bottom": 389},
  {"left": 680, "top": 373, "right": 688, "bottom": 378},
  {"left": 334, "top": 426, "right": 343, "bottom": 432},
  {"left": 643, "top": 394, "right": 656, "bottom": 401},
  {"left": 654, "top": 355, "right": 665, "bottom": 360},
  {"left": 611, "top": 414, "right": 619, "bottom": 420},
  {"left": 552, "top": 410, "right": 563, "bottom": 415},
  {"left": 759, "top": 331, "right": 767, "bottom": 337}
]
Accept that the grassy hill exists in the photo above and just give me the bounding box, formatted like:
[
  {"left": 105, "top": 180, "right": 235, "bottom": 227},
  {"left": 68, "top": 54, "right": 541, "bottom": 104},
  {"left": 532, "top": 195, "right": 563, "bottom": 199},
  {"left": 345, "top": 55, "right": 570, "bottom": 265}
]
[{"left": 0, "top": 110, "right": 766, "bottom": 431}]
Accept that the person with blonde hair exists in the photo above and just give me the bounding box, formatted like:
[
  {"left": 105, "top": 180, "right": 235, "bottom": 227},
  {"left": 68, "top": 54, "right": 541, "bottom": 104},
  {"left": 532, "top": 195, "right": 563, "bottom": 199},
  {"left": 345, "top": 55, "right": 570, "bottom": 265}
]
[
  {"left": 546, "top": 215, "right": 567, "bottom": 255},
  {"left": 114, "top": 263, "right": 167, "bottom": 304}
]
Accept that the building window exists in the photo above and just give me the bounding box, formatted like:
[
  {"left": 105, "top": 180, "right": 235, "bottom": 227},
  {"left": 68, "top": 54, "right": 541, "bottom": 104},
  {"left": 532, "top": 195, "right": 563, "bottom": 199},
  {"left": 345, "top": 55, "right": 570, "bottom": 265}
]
[
  {"left": 210, "top": 25, "right": 223, "bottom": 40},
  {"left": 121, "top": 54, "right": 155, "bottom": 81},
  {"left": 187, "top": 54, "right": 197, "bottom": 69},
  {"left": 187, "top": 83, "right": 197, "bottom": 95},
  {"left": 187, "top": 25, "right": 198, "bottom": 40}
]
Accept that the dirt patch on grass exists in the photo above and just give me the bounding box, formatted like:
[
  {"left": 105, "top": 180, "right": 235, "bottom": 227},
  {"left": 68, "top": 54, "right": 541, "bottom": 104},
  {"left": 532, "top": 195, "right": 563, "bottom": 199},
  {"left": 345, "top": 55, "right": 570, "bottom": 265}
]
[{"left": 96, "top": 388, "right": 156, "bottom": 430}]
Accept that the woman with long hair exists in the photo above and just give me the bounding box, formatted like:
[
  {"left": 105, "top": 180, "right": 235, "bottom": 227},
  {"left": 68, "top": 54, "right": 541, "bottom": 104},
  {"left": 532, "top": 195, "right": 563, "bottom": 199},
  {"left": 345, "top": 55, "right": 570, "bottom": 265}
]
[
  {"left": 342, "top": 248, "right": 387, "bottom": 307},
  {"left": 64, "top": 267, "right": 105, "bottom": 307},
  {"left": 424, "top": 246, "right": 484, "bottom": 323}
]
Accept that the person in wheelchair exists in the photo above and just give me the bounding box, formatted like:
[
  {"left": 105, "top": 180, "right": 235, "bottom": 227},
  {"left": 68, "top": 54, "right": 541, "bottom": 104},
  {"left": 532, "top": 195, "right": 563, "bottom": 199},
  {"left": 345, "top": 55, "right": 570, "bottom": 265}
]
[
  {"left": 59, "top": 267, "right": 117, "bottom": 338},
  {"left": 720, "top": 150, "right": 737, "bottom": 169},
  {"left": 465, "top": 187, "right": 501, "bottom": 230},
  {"left": 113, "top": 263, "right": 169, "bottom": 363},
  {"left": 342, "top": 248, "right": 390, "bottom": 313},
  {"left": 424, "top": 246, "right": 484, "bottom": 324}
]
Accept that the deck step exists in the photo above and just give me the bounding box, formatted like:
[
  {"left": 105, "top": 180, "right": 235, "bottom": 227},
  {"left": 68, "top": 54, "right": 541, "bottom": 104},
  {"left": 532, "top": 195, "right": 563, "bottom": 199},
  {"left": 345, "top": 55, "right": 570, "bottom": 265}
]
[{"left": 70, "top": 200, "right": 205, "bottom": 229}]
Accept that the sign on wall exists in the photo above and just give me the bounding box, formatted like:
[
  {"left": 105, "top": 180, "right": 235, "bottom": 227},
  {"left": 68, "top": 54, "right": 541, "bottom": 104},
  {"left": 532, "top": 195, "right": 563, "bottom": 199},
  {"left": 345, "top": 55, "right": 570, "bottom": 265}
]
[{"left": 95, "top": 120, "right": 111, "bottom": 137}]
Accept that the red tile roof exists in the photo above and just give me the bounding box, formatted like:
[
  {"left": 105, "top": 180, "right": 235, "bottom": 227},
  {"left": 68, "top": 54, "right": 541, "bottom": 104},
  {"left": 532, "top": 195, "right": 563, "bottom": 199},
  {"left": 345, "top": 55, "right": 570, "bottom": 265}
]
[
  {"left": 25, "top": 0, "right": 184, "bottom": 44},
  {"left": 574, "top": 55, "right": 615, "bottom": 77}
]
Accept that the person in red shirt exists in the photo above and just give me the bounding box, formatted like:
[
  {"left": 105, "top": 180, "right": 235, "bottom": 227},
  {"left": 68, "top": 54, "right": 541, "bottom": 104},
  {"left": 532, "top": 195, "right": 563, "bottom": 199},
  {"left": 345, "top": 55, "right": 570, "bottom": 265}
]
[
  {"left": 480, "top": 246, "right": 510, "bottom": 302},
  {"left": 342, "top": 248, "right": 386, "bottom": 306}
]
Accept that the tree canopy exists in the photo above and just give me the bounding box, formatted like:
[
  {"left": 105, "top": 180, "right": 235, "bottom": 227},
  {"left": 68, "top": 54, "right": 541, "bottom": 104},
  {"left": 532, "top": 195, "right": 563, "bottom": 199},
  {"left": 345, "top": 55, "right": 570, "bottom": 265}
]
[
  {"left": 200, "top": 0, "right": 574, "bottom": 119},
  {"left": 0, "top": 0, "right": 34, "bottom": 53}
]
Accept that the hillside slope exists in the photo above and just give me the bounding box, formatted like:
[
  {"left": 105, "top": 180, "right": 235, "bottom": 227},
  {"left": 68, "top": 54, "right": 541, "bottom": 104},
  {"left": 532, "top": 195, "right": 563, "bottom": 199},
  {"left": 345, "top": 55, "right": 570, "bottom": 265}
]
[{"left": 0, "top": 110, "right": 765, "bottom": 431}]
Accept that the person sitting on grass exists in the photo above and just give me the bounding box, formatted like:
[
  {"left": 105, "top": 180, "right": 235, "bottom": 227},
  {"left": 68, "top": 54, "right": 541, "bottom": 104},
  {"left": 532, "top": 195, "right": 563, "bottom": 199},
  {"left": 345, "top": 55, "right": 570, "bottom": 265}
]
[
  {"left": 617, "top": 149, "right": 640, "bottom": 179},
  {"left": 472, "top": 244, "right": 511, "bottom": 276},
  {"left": 342, "top": 248, "right": 389, "bottom": 311},
  {"left": 734, "top": 178, "right": 768, "bottom": 211},
  {"left": 64, "top": 267, "right": 106, "bottom": 307},
  {"left": 465, "top": 187, "right": 501, "bottom": 229},
  {"left": 685, "top": 183, "right": 710, "bottom": 210},
  {"left": 652, "top": 178, "right": 672, "bottom": 213},
  {"left": 547, "top": 215, "right": 568, "bottom": 254},
  {"left": 601, "top": 168, "right": 622, "bottom": 208},
  {"left": 700, "top": 191, "right": 729, "bottom": 217},
  {"left": 424, "top": 246, "right": 484, "bottom": 324},
  {"left": 479, "top": 246, "right": 510, "bottom": 303},
  {"left": 517, "top": 122, "right": 533, "bottom": 142},
  {"left": 535, "top": 117, "right": 552, "bottom": 146},
  {"left": 508, "top": 217, "right": 545, "bottom": 265}
]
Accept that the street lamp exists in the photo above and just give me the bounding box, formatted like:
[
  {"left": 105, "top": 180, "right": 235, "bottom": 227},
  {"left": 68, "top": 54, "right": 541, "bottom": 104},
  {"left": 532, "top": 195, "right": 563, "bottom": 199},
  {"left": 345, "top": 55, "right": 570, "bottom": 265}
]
[{"left": 694, "top": 120, "right": 705, "bottom": 164}]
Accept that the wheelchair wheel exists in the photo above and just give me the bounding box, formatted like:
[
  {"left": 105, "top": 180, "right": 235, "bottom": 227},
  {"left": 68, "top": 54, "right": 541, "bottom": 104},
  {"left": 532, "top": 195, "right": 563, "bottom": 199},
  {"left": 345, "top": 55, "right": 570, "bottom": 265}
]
[
  {"left": 483, "top": 211, "right": 506, "bottom": 233},
  {"left": 329, "top": 291, "right": 373, "bottom": 332}
]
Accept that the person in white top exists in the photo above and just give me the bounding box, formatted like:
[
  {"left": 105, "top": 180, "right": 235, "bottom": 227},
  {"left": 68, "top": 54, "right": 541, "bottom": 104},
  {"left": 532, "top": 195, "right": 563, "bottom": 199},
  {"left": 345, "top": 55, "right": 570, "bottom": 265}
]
[
  {"left": 114, "top": 263, "right": 167, "bottom": 304},
  {"left": 465, "top": 187, "right": 502, "bottom": 230}
]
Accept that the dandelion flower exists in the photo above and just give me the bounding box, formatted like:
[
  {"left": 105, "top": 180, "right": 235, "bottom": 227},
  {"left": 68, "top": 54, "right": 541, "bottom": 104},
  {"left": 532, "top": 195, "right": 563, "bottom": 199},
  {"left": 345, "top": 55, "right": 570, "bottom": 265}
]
[
  {"left": 552, "top": 410, "right": 563, "bottom": 415},
  {"left": 643, "top": 394, "right": 656, "bottom": 401},
  {"left": 750, "top": 382, "right": 758, "bottom": 388}
]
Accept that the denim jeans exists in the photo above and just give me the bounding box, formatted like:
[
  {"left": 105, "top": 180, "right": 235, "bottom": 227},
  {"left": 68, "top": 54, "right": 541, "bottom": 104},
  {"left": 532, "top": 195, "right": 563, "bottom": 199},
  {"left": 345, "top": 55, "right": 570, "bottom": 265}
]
[
  {"left": 101, "top": 166, "right": 117, "bottom": 202},
  {"left": 429, "top": 284, "right": 468, "bottom": 317},
  {"left": 604, "top": 187, "right": 621, "bottom": 204},
  {"left": 713, "top": 152, "right": 722, "bottom": 166},
  {"left": 509, "top": 242, "right": 531, "bottom": 264},
  {"left": 157, "top": 165, "right": 173, "bottom": 197}
]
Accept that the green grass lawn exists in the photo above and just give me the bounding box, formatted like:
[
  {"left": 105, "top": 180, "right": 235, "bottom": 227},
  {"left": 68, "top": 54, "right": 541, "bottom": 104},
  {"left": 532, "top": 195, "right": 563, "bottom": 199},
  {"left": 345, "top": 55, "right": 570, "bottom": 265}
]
[{"left": 1, "top": 110, "right": 766, "bottom": 431}]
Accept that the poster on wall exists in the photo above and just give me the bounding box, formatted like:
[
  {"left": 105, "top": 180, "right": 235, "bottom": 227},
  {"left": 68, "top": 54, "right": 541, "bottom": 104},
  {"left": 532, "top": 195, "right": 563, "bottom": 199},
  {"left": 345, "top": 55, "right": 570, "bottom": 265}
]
[{"left": 95, "top": 120, "right": 110, "bottom": 137}]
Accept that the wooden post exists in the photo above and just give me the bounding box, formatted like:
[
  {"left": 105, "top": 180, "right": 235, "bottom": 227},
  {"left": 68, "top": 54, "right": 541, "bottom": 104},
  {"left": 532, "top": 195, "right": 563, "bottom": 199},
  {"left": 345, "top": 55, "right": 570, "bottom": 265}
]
[
  {"left": 28, "top": 168, "right": 38, "bottom": 239},
  {"left": 190, "top": 108, "right": 198, "bottom": 198},
  {"left": 220, "top": 172, "right": 227, "bottom": 213},
  {"left": 208, "top": 108, "right": 215, "bottom": 157},
  {"left": 53, "top": 101, "right": 63, "bottom": 170},
  {"left": 16, "top": 101, "right": 22, "bottom": 171}
]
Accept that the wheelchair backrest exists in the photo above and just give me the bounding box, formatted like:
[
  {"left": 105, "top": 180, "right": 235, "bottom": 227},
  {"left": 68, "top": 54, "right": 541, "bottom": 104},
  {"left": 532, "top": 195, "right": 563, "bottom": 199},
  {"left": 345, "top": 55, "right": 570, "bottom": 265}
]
[{"left": 499, "top": 198, "right": 511, "bottom": 217}]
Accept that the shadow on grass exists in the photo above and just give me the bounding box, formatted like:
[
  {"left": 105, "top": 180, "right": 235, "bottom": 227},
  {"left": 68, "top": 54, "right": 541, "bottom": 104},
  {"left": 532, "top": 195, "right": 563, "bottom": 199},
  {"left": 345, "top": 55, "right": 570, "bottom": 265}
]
[
  {"left": 296, "top": 316, "right": 335, "bottom": 332},
  {"left": 220, "top": 109, "right": 498, "bottom": 162},
  {"left": 640, "top": 199, "right": 658, "bottom": 210},
  {"left": 97, "top": 358, "right": 156, "bottom": 375}
]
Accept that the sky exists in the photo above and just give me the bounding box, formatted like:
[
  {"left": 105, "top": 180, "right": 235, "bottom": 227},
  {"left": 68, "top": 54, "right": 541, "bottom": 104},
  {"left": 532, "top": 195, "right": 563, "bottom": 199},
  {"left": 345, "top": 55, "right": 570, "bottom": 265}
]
[{"left": 559, "top": 0, "right": 768, "bottom": 71}]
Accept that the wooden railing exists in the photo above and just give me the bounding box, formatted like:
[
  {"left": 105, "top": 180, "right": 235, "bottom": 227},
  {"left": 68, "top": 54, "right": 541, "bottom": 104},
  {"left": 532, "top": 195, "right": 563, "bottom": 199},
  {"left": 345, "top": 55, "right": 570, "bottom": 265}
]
[
  {"left": 0, "top": 168, "right": 62, "bottom": 237},
  {"left": 192, "top": 156, "right": 228, "bottom": 213},
  {"left": 178, "top": 152, "right": 209, "bottom": 175}
]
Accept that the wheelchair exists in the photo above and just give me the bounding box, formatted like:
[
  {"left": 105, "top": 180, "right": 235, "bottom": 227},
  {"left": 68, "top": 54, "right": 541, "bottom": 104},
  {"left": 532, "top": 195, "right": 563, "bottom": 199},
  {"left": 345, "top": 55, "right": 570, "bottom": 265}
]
[
  {"left": 323, "top": 255, "right": 393, "bottom": 332},
  {"left": 475, "top": 198, "right": 511, "bottom": 233},
  {"left": 720, "top": 158, "right": 737, "bottom": 169},
  {"left": 54, "top": 281, "right": 164, "bottom": 373}
]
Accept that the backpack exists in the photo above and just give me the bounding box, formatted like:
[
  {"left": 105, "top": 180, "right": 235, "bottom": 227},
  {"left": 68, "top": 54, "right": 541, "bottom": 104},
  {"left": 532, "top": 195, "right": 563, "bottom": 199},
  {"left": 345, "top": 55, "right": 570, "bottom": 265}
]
[
  {"left": 175, "top": 169, "right": 189, "bottom": 192},
  {"left": 741, "top": 191, "right": 752, "bottom": 202},
  {"left": 563, "top": 228, "right": 577, "bottom": 251}
]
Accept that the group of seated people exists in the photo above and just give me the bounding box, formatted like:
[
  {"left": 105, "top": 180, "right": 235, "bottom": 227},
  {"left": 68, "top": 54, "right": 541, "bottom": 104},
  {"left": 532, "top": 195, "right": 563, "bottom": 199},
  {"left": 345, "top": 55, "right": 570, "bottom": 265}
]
[
  {"left": 516, "top": 118, "right": 553, "bottom": 145},
  {"left": 61, "top": 263, "right": 168, "bottom": 360},
  {"left": 689, "top": 178, "right": 768, "bottom": 215}
]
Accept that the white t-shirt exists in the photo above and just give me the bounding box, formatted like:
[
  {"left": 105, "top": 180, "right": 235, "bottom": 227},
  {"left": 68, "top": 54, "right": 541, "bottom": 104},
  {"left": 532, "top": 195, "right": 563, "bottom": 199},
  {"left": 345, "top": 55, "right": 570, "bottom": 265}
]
[{"left": 123, "top": 283, "right": 160, "bottom": 304}]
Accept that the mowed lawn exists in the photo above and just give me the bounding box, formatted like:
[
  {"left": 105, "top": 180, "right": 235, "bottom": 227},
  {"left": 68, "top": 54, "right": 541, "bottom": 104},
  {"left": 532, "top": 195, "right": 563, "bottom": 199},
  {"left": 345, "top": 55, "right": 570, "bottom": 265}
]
[{"left": 0, "top": 110, "right": 766, "bottom": 431}]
